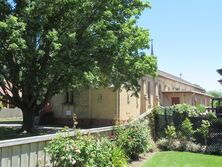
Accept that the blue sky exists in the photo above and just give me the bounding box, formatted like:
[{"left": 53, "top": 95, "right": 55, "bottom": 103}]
[{"left": 138, "top": 0, "right": 222, "bottom": 91}]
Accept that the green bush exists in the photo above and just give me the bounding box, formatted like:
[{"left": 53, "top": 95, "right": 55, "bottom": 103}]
[
  {"left": 157, "top": 138, "right": 205, "bottom": 153},
  {"left": 179, "top": 118, "right": 194, "bottom": 141},
  {"left": 45, "top": 129, "right": 81, "bottom": 167},
  {"left": 165, "top": 125, "right": 177, "bottom": 140},
  {"left": 173, "top": 104, "right": 197, "bottom": 116},
  {"left": 196, "top": 104, "right": 206, "bottom": 113},
  {"left": 45, "top": 129, "right": 128, "bottom": 167},
  {"left": 111, "top": 146, "right": 128, "bottom": 167},
  {"left": 196, "top": 120, "right": 211, "bottom": 145},
  {"left": 115, "top": 120, "right": 151, "bottom": 160}
]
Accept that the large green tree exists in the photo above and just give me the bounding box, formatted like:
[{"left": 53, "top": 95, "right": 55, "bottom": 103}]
[
  {"left": 0, "top": 0, "right": 157, "bottom": 132},
  {"left": 207, "top": 90, "right": 222, "bottom": 98}
]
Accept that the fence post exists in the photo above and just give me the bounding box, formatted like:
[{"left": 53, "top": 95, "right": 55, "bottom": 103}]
[{"left": 164, "top": 108, "right": 168, "bottom": 128}]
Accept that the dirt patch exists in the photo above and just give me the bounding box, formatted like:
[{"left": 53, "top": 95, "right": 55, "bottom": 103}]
[{"left": 129, "top": 152, "right": 156, "bottom": 167}]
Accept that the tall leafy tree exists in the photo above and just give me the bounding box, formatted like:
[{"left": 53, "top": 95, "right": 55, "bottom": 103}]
[
  {"left": 0, "top": 0, "right": 157, "bottom": 132},
  {"left": 207, "top": 90, "right": 222, "bottom": 98}
]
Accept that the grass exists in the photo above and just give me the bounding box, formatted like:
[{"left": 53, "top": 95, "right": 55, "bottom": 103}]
[
  {"left": 0, "top": 127, "right": 60, "bottom": 141},
  {"left": 0, "top": 117, "right": 23, "bottom": 124},
  {"left": 0, "top": 117, "right": 65, "bottom": 140},
  {"left": 142, "top": 151, "right": 222, "bottom": 167}
]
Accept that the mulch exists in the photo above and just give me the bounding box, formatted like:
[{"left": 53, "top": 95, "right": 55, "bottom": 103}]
[{"left": 129, "top": 152, "right": 156, "bottom": 167}]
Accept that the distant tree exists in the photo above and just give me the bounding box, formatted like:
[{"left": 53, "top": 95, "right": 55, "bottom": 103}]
[
  {"left": 207, "top": 90, "right": 222, "bottom": 98},
  {"left": 0, "top": 0, "right": 157, "bottom": 132}
]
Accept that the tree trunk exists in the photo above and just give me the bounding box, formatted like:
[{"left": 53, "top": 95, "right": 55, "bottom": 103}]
[{"left": 21, "top": 108, "right": 35, "bottom": 132}]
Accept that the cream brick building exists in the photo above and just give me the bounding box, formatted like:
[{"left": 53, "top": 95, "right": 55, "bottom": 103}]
[{"left": 50, "top": 70, "right": 212, "bottom": 127}]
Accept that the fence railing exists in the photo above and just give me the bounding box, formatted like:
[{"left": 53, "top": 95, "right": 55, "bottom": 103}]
[
  {"left": 0, "top": 126, "right": 114, "bottom": 167},
  {"left": 0, "top": 109, "right": 152, "bottom": 167}
]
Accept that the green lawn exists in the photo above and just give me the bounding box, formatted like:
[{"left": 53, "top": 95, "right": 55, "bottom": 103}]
[
  {"left": 0, "top": 127, "right": 60, "bottom": 140},
  {"left": 0, "top": 117, "right": 23, "bottom": 124},
  {"left": 142, "top": 151, "right": 222, "bottom": 167}
]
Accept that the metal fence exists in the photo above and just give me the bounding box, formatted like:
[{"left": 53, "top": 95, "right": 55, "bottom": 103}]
[
  {"left": 0, "top": 109, "right": 153, "bottom": 167},
  {"left": 154, "top": 110, "right": 222, "bottom": 147},
  {"left": 0, "top": 126, "right": 113, "bottom": 167}
]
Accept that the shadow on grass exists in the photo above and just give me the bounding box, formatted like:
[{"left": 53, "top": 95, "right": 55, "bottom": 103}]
[
  {"left": 0, "top": 121, "right": 22, "bottom": 124},
  {"left": 0, "top": 127, "right": 59, "bottom": 141}
]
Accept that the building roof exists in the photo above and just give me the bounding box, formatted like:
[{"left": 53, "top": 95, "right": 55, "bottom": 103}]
[
  {"left": 162, "top": 90, "right": 213, "bottom": 98},
  {"left": 158, "top": 70, "right": 205, "bottom": 92}
]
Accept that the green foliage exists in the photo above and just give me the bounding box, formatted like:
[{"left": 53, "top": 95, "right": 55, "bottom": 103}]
[
  {"left": 207, "top": 90, "right": 222, "bottom": 98},
  {"left": 0, "top": 0, "right": 157, "bottom": 130},
  {"left": 196, "top": 104, "right": 206, "bottom": 113},
  {"left": 173, "top": 104, "right": 195, "bottom": 114},
  {"left": 156, "top": 104, "right": 211, "bottom": 117},
  {"left": 45, "top": 128, "right": 128, "bottom": 167},
  {"left": 157, "top": 139, "right": 205, "bottom": 153},
  {"left": 165, "top": 125, "right": 176, "bottom": 140},
  {"left": 196, "top": 120, "right": 211, "bottom": 145},
  {"left": 111, "top": 146, "right": 128, "bottom": 167},
  {"left": 153, "top": 106, "right": 165, "bottom": 115},
  {"left": 179, "top": 118, "right": 194, "bottom": 140},
  {"left": 115, "top": 120, "right": 151, "bottom": 160},
  {"left": 45, "top": 129, "right": 81, "bottom": 167}
]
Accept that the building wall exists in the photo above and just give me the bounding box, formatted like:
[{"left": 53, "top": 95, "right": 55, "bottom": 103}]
[
  {"left": 51, "top": 89, "right": 91, "bottom": 126},
  {"left": 90, "top": 87, "right": 117, "bottom": 126},
  {"left": 118, "top": 76, "right": 156, "bottom": 122},
  {"left": 158, "top": 76, "right": 193, "bottom": 93},
  {"left": 51, "top": 88, "right": 117, "bottom": 127},
  {"left": 50, "top": 73, "right": 211, "bottom": 127},
  {"left": 162, "top": 92, "right": 211, "bottom": 106},
  {"left": 119, "top": 88, "right": 140, "bottom": 122}
]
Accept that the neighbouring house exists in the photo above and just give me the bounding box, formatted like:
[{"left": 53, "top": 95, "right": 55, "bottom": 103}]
[{"left": 50, "top": 70, "right": 212, "bottom": 127}]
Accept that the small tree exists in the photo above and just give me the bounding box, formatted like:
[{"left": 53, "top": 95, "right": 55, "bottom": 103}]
[
  {"left": 196, "top": 120, "right": 211, "bottom": 145},
  {"left": 0, "top": 0, "right": 157, "bottom": 132},
  {"left": 165, "top": 125, "right": 177, "bottom": 140},
  {"left": 180, "top": 118, "right": 194, "bottom": 141}
]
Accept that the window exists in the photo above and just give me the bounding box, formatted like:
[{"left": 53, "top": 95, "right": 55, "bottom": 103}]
[
  {"left": 147, "top": 81, "right": 151, "bottom": 98},
  {"left": 127, "top": 93, "right": 130, "bottom": 104},
  {"left": 158, "top": 84, "right": 162, "bottom": 97},
  {"left": 65, "top": 91, "right": 74, "bottom": 104}
]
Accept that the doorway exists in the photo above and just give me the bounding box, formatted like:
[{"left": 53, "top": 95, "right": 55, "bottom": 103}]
[{"left": 172, "top": 97, "right": 180, "bottom": 105}]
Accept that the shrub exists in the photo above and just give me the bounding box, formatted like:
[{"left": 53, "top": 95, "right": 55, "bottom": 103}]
[
  {"left": 157, "top": 138, "right": 205, "bottom": 153},
  {"left": 46, "top": 129, "right": 128, "bottom": 167},
  {"left": 115, "top": 120, "right": 151, "bottom": 160},
  {"left": 179, "top": 118, "right": 194, "bottom": 141},
  {"left": 185, "top": 141, "right": 205, "bottom": 153},
  {"left": 45, "top": 129, "right": 81, "bottom": 167},
  {"left": 157, "top": 138, "right": 183, "bottom": 151},
  {"left": 156, "top": 138, "right": 170, "bottom": 151},
  {"left": 206, "top": 143, "right": 222, "bottom": 155},
  {"left": 111, "top": 146, "right": 128, "bottom": 167},
  {"left": 206, "top": 112, "right": 217, "bottom": 122},
  {"left": 165, "top": 125, "right": 176, "bottom": 140},
  {"left": 196, "top": 104, "right": 206, "bottom": 113},
  {"left": 196, "top": 120, "right": 211, "bottom": 145},
  {"left": 173, "top": 104, "right": 196, "bottom": 116}
]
